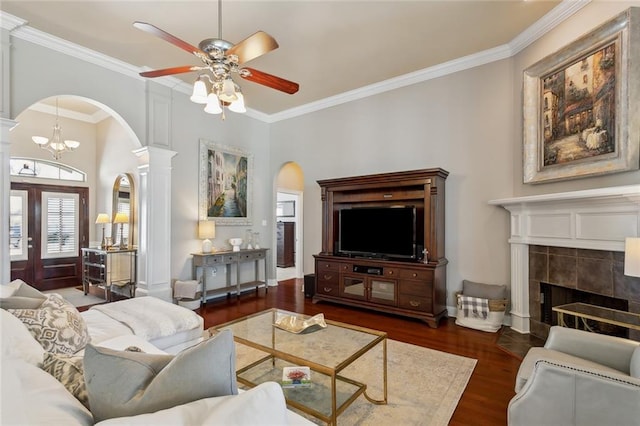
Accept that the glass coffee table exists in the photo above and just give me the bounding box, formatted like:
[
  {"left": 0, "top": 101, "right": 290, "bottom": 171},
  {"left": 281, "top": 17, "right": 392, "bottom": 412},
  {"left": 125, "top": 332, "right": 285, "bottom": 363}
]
[{"left": 213, "top": 309, "right": 387, "bottom": 425}]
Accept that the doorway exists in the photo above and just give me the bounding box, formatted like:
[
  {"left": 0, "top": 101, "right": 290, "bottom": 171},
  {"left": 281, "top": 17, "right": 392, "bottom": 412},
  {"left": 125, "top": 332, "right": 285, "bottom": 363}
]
[
  {"left": 275, "top": 162, "right": 304, "bottom": 282},
  {"left": 10, "top": 182, "right": 89, "bottom": 290}
]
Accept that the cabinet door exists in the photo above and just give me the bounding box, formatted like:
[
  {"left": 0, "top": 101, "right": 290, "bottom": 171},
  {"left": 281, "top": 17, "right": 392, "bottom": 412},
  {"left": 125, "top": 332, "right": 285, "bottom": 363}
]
[
  {"left": 341, "top": 275, "right": 366, "bottom": 301},
  {"left": 369, "top": 278, "right": 397, "bottom": 306}
]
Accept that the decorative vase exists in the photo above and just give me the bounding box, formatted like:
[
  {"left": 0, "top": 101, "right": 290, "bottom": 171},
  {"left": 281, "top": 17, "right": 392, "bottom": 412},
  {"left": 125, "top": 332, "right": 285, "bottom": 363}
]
[
  {"left": 253, "top": 232, "right": 260, "bottom": 249},
  {"left": 245, "top": 229, "right": 253, "bottom": 249}
]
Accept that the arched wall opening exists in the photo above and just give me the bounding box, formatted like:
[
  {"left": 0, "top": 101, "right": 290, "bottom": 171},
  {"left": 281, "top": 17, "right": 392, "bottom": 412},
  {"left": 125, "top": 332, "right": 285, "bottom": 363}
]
[
  {"left": 275, "top": 161, "right": 304, "bottom": 282},
  {"left": 7, "top": 94, "right": 143, "bottom": 286}
]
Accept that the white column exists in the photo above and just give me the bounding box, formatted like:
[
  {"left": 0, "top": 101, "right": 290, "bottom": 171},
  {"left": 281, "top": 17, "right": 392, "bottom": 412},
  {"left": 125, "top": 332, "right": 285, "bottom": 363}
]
[
  {"left": 509, "top": 243, "right": 530, "bottom": 334},
  {"left": 134, "top": 146, "right": 177, "bottom": 301},
  {"left": 0, "top": 118, "right": 18, "bottom": 283}
]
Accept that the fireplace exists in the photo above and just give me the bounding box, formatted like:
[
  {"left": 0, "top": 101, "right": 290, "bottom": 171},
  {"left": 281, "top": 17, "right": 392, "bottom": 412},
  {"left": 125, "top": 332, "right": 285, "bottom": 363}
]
[
  {"left": 527, "top": 244, "right": 637, "bottom": 340},
  {"left": 490, "top": 185, "right": 640, "bottom": 341},
  {"left": 539, "top": 282, "right": 630, "bottom": 338}
]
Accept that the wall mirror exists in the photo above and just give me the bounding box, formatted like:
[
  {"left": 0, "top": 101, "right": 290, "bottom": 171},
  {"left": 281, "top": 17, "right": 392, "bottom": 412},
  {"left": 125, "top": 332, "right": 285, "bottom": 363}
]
[{"left": 111, "top": 173, "right": 136, "bottom": 248}]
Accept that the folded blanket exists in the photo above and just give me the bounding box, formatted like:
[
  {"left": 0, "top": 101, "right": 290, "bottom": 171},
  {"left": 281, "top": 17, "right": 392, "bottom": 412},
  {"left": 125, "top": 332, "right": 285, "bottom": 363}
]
[
  {"left": 91, "top": 297, "right": 202, "bottom": 341},
  {"left": 174, "top": 280, "right": 199, "bottom": 299},
  {"left": 459, "top": 295, "right": 489, "bottom": 320}
]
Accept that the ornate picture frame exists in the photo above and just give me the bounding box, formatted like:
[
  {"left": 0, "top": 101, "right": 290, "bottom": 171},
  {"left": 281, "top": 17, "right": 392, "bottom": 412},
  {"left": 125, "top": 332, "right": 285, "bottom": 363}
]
[
  {"left": 523, "top": 8, "right": 639, "bottom": 184},
  {"left": 199, "top": 139, "right": 253, "bottom": 225}
]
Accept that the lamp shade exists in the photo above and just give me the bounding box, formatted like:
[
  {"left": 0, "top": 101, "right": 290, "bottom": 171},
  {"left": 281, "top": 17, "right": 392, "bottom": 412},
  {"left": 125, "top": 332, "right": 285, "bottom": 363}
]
[
  {"left": 113, "top": 212, "right": 129, "bottom": 224},
  {"left": 95, "top": 213, "right": 110, "bottom": 224},
  {"left": 198, "top": 220, "right": 215, "bottom": 253},
  {"left": 190, "top": 79, "right": 208, "bottom": 104},
  {"left": 229, "top": 92, "right": 246, "bottom": 113},
  {"left": 204, "top": 94, "right": 222, "bottom": 114},
  {"left": 198, "top": 220, "right": 216, "bottom": 239},
  {"left": 624, "top": 237, "right": 640, "bottom": 277}
]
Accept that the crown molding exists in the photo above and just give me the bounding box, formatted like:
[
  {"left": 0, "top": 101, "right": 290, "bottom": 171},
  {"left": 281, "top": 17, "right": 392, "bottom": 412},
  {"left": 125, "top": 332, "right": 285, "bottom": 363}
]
[
  {"left": 1, "top": 0, "right": 591, "bottom": 124},
  {"left": 509, "top": 0, "right": 591, "bottom": 55},
  {"left": 28, "top": 102, "right": 110, "bottom": 124}
]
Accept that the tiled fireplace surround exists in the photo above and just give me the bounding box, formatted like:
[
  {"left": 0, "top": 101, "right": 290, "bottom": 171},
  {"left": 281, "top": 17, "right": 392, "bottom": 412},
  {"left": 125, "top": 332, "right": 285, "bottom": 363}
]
[
  {"left": 528, "top": 245, "right": 640, "bottom": 340},
  {"left": 490, "top": 185, "right": 640, "bottom": 341}
]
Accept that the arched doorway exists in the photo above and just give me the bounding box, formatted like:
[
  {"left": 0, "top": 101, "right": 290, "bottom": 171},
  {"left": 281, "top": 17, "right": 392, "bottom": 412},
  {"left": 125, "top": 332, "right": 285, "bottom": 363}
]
[
  {"left": 8, "top": 95, "right": 141, "bottom": 290},
  {"left": 275, "top": 162, "right": 304, "bottom": 281}
]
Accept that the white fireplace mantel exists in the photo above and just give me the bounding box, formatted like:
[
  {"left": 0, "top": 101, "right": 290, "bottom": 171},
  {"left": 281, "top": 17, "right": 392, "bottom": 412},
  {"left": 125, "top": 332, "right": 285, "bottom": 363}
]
[{"left": 489, "top": 185, "right": 640, "bottom": 334}]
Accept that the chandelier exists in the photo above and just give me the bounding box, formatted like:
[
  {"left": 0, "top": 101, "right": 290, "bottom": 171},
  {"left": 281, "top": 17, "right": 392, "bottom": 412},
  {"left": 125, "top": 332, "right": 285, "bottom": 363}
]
[{"left": 32, "top": 98, "right": 80, "bottom": 160}]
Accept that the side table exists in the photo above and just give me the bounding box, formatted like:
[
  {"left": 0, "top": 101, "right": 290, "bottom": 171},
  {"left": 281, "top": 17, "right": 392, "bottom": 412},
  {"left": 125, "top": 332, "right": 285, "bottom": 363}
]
[{"left": 192, "top": 248, "right": 268, "bottom": 305}]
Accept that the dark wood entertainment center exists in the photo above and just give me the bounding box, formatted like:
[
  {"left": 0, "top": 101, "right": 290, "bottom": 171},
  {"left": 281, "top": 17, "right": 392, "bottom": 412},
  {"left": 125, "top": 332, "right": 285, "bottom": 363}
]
[{"left": 313, "top": 168, "right": 448, "bottom": 328}]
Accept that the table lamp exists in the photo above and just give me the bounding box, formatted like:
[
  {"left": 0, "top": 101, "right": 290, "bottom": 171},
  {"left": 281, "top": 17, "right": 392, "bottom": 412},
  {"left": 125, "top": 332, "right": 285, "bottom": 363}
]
[
  {"left": 198, "top": 220, "right": 216, "bottom": 253},
  {"left": 624, "top": 237, "right": 640, "bottom": 277},
  {"left": 95, "top": 213, "right": 110, "bottom": 249},
  {"left": 113, "top": 212, "right": 129, "bottom": 250}
]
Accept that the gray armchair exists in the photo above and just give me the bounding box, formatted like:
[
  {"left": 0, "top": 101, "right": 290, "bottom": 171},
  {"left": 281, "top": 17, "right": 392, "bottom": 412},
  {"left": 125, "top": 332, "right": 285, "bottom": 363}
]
[{"left": 508, "top": 326, "right": 640, "bottom": 426}]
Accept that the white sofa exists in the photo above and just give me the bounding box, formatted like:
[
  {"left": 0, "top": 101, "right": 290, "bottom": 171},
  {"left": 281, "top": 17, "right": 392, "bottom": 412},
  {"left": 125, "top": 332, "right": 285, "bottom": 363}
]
[{"left": 1, "top": 282, "right": 313, "bottom": 425}]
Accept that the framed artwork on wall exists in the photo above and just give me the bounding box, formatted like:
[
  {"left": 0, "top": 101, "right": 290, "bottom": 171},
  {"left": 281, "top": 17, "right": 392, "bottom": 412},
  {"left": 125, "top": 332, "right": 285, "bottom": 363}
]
[
  {"left": 523, "top": 8, "right": 639, "bottom": 184},
  {"left": 199, "top": 139, "right": 253, "bottom": 225}
]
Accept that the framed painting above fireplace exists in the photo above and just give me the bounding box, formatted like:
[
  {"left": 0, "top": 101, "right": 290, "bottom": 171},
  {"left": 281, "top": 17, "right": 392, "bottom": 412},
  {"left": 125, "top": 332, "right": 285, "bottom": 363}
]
[{"left": 523, "top": 8, "right": 639, "bottom": 184}]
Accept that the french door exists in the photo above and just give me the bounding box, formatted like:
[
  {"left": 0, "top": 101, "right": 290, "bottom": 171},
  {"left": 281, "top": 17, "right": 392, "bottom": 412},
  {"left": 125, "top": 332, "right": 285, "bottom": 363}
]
[{"left": 10, "top": 183, "right": 89, "bottom": 290}]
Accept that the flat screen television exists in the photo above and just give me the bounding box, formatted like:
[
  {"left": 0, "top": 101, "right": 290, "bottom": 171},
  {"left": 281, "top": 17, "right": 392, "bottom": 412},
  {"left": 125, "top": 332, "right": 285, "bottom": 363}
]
[{"left": 337, "top": 206, "right": 417, "bottom": 260}]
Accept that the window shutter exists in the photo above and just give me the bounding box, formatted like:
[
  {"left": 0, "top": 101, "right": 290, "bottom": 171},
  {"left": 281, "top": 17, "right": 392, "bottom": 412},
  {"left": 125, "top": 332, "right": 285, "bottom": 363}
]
[{"left": 42, "top": 192, "right": 79, "bottom": 258}]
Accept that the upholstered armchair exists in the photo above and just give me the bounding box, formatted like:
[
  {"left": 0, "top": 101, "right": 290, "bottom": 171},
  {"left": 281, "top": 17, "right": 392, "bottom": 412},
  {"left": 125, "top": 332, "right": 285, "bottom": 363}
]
[{"left": 508, "top": 326, "right": 640, "bottom": 426}]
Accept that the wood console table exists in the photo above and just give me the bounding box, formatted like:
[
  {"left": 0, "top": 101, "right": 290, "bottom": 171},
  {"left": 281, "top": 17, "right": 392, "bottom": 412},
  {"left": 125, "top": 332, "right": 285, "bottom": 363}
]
[
  {"left": 191, "top": 248, "right": 268, "bottom": 305},
  {"left": 81, "top": 248, "right": 137, "bottom": 302}
]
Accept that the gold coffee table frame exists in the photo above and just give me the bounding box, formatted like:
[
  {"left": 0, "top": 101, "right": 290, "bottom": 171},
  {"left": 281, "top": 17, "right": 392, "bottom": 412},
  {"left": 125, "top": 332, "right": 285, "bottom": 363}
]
[
  {"left": 553, "top": 302, "right": 640, "bottom": 332},
  {"left": 213, "top": 309, "right": 387, "bottom": 425}
]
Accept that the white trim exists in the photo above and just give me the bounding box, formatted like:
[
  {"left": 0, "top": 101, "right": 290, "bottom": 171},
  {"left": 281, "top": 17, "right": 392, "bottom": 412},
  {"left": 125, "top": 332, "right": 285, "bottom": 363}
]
[
  {"left": 0, "top": 1, "right": 590, "bottom": 123},
  {"left": 490, "top": 185, "right": 640, "bottom": 334}
]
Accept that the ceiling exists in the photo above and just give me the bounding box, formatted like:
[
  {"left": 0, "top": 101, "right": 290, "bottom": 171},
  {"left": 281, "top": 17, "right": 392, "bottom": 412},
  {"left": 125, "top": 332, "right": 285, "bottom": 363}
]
[{"left": 2, "top": 1, "right": 565, "bottom": 118}]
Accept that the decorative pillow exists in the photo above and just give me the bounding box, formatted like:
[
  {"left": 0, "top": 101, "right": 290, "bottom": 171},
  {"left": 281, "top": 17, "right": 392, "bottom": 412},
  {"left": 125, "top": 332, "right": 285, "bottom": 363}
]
[
  {"left": 84, "top": 329, "right": 238, "bottom": 423},
  {"left": 0, "top": 308, "right": 46, "bottom": 366},
  {"left": 42, "top": 352, "right": 90, "bottom": 409},
  {"left": 8, "top": 293, "right": 91, "bottom": 355},
  {"left": 462, "top": 280, "right": 507, "bottom": 300},
  {"left": 0, "top": 279, "right": 47, "bottom": 309}
]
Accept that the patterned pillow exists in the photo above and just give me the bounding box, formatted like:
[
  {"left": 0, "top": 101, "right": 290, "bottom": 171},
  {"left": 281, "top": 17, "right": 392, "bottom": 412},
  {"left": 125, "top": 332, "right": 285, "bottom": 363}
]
[
  {"left": 8, "top": 294, "right": 91, "bottom": 355},
  {"left": 42, "top": 352, "right": 89, "bottom": 409}
]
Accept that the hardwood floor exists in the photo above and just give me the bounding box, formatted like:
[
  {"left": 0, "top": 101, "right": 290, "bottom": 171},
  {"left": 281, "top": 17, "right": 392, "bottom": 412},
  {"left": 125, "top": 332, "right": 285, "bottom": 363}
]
[{"left": 197, "top": 279, "right": 522, "bottom": 425}]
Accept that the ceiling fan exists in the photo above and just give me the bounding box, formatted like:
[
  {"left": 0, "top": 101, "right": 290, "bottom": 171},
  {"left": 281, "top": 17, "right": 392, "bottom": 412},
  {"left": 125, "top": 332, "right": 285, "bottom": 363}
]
[{"left": 133, "top": 0, "right": 299, "bottom": 117}]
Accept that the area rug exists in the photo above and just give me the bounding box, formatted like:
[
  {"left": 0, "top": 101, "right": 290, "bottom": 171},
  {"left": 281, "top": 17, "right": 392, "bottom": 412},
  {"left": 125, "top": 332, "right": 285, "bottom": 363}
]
[
  {"left": 235, "top": 338, "right": 476, "bottom": 425},
  {"left": 44, "top": 287, "right": 105, "bottom": 308}
]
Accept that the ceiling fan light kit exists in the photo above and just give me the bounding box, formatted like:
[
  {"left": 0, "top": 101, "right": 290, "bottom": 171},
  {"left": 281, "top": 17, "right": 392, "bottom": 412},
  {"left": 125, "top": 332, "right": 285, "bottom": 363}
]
[{"left": 134, "top": 0, "right": 298, "bottom": 120}]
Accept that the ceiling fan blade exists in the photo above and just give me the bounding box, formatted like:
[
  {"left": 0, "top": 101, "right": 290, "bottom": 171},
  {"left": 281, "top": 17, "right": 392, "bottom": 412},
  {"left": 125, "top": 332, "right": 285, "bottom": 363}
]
[
  {"left": 227, "top": 31, "right": 278, "bottom": 64},
  {"left": 140, "top": 66, "right": 199, "bottom": 78},
  {"left": 241, "top": 67, "right": 299, "bottom": 94},
  {"left": 133, "top": 21, "right": 205, "bottom": 57}
]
